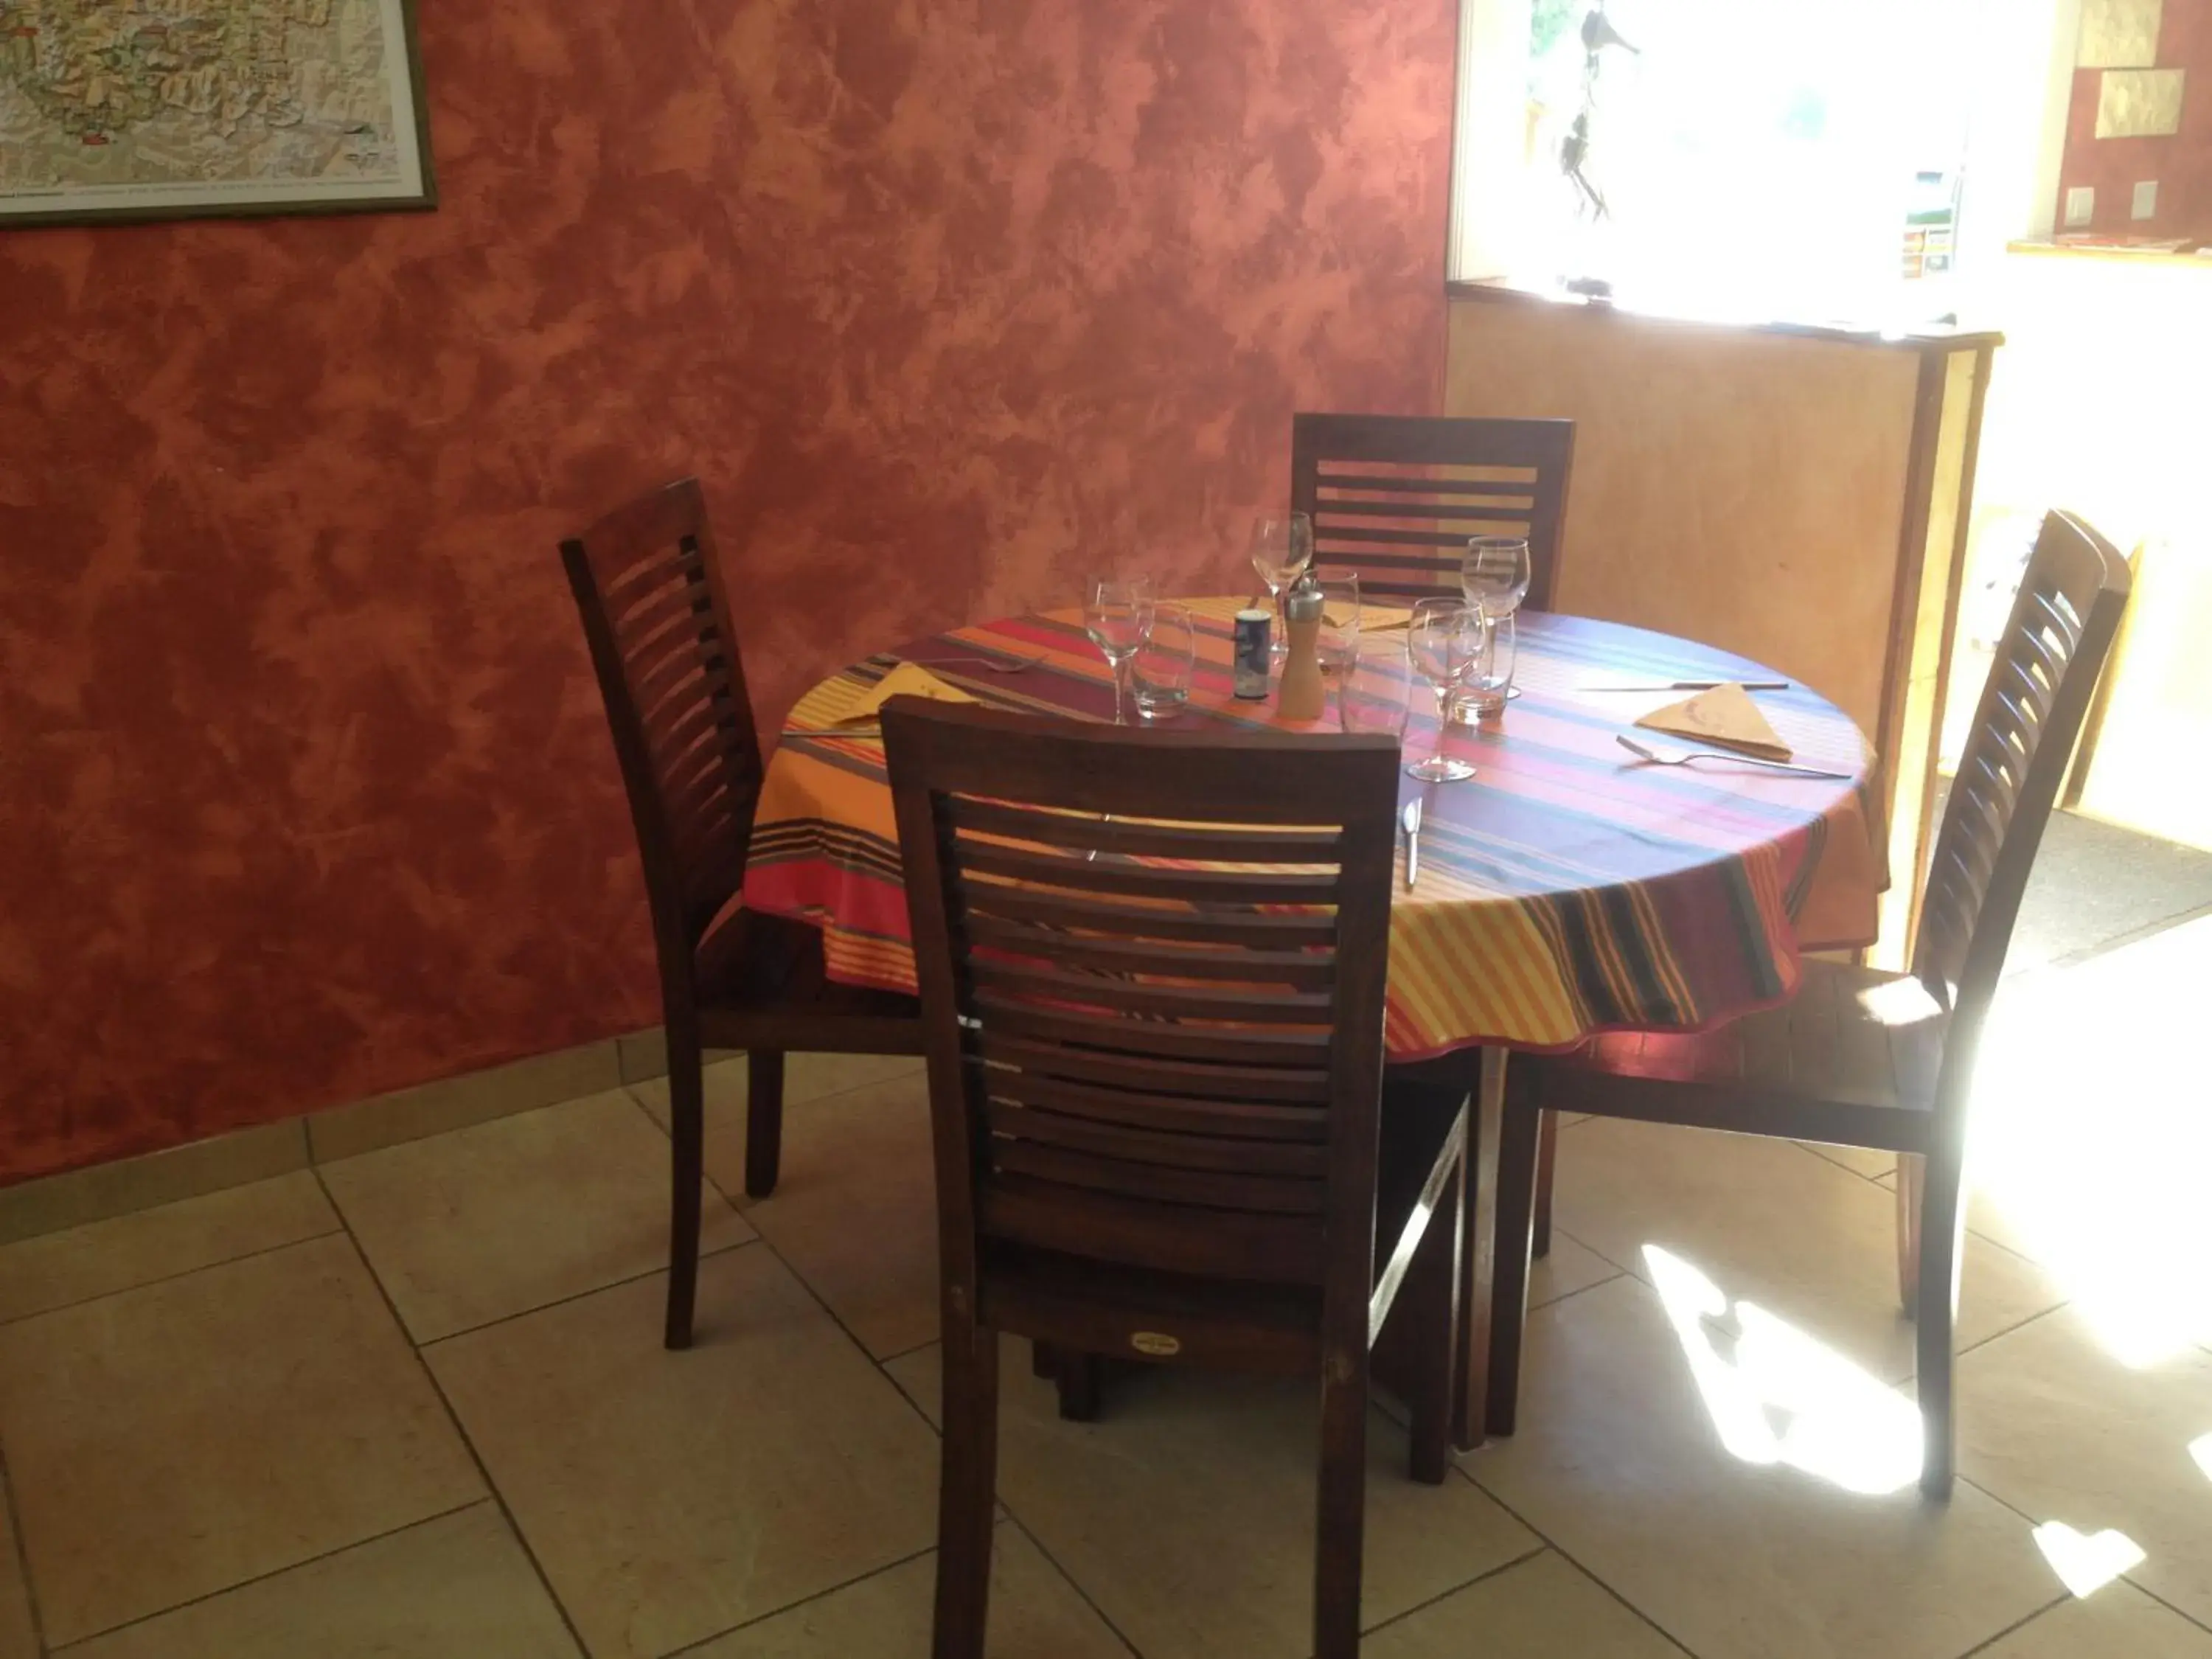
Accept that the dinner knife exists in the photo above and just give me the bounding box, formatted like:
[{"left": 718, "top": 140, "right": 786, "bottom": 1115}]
[{"left": 1585, "top": 679, "right": 1791, "bottom": 692}]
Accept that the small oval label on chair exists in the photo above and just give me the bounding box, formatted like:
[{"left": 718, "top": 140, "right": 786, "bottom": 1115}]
[{"left": 1130, "top": 1331, "right": 1181, "bottom": 1357}]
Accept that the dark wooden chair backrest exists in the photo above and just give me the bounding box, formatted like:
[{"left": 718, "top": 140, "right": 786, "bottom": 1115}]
[
  {"left": 883, "top": 702, "right": 1402, "bottom": 1332},
  {"left": 560, "top": 479, "right": 764, "bottom": 982},
  {"left": 1916, "top": 509, "right": 2130, "bottom": 1105},
  {"left": 1290, "top": 414, "right": 1576, "bottom": 608}
]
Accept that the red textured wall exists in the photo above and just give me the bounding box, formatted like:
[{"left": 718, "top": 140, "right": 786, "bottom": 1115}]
[
  {"left": 2056, "top": 1, "right": 2212, "bottom": 240},
  {"left": 0, "top": 0, "right": 1457, "bottom": 1182}
]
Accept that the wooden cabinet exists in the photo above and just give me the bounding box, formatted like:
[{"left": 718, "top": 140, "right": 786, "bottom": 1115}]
[{"left": 1445, "top": 285, "right": 2000, "bottom": 962}]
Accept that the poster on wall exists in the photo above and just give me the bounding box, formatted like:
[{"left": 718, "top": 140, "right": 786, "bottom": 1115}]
[{"left": 0, "top": 0, "right": 431, "bottom": 228}]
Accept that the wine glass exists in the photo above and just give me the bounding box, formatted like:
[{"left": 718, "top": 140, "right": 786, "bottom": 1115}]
[
  {"left": 1340, "top": 632, "right": 1411, "bottom": 738},
  {"left": 1405, "top": 598, "right": 1481, "bottom": 782},
  {"left": 1315, "top": 568, "right": 1362, "bottom": 676},
  {"left": 1132, "top": 602, "right": 1196, "bottom": 720},
  {"left": 1462, "top": 535, "right": 1531, "bottom": 620},
  {"left": 1249, "top": 514, "right": 1314, "bottom": 659},
  {"left": 1085, "top": 574, "right": 1154, "bottom": 725}
]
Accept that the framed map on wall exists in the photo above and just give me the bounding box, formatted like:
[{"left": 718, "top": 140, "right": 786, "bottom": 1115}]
[{"left": 0, "top": 0, "right": 431, "bottom": 228}]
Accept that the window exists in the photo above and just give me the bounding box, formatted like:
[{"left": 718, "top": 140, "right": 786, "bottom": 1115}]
[{"left": 1450, "top": 0, "right": 2070, "bottom": 325}]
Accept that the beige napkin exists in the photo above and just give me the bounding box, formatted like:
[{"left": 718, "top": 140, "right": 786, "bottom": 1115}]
[
  {"left": 838, "top": 662, "right": 977, "bottom": 724},
  {"left": 1635, "top": 683, "right": 1792, "bottom": 761}
]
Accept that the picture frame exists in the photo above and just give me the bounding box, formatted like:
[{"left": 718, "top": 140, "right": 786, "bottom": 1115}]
[{"left": 0, "top": 0, "right": 435, "bottom": 230}]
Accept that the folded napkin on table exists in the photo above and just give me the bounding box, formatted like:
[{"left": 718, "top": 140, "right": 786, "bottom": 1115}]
[
  {"left": 1634, "top": 682, "right": 1792, "bottom": 761},
  {"left": 837, "top": 661, "right": 978, "bottom": 724}
]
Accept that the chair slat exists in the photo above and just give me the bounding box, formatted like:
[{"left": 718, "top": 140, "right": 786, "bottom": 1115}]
[
  {"left": 957, "top": 845, "right": 1340, "bottom": 905},
  {"left": 1315, "top": 496, "right": 1536, "bottom": 521},
  {"left": 968, "top": 959, "right": 1335, "bottom": 1024},
  {"left": 973, "top": 994, "right": 1332, "bottom": 1066},
  {"left": 1314, "top": 472, "right": 1536, "bottom": 497},
  {"left": 959, "top": 885, "right": 1339, "bottom": 947},
  {"left": 961, "top": 915, "right": 1340, "bottom": 988},
  {"left": 974, "top": 1063, "right": 1331, "bottom": 1141},
  {"left": 971, "top": 1033, "right": 1334, "bottom": 1103},
  {"left": 1292, "top": 413, "right": 1574, "bottom": 613},
  {"left": 946, "top": 798, "right": 1343, "bottom": 863},
  {"left": 560, "top": 479, "right": 762, "bottom": 956},
  {"left": 990, "top": 1136, "right": 1327, "bottom": 1214},
  {"left": 986, "top": 1102, "right": 1328, "bottom": 1176}
]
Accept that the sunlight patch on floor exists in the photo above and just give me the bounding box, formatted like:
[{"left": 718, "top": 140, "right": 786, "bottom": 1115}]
[
  {"left": 1964, "top": 914, "right": 2212, "bottom": 1367},
  {"left": 1644, "top": 1244, "right": 1923, "bottom": 1496},
  {"left": 2190, "top": 1433, "right": 2212, "bottom": 1484},
  {"left": 2031, "top": 1521, "right": 2146, "bottom": 1599}
]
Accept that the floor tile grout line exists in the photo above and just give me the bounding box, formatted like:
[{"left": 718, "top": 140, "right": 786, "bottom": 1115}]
[
  {"left": 1950, "top": 1299, "right": 2070, "bottom": 1368},
  {"left": 1952, "top": 1593, "right": 2069, "bottom": 1658},
  {"left": 409, "top": 1234, "right": 759, "bottom": 1353},
  {"left": 2121, "top": 1576, "right": 2212, "bottom": 1641},
  {"left": 657, "top": 1541, "right": 942, "bottom": 1658},
  {"left": 1952, "top": 1458, "right": 2212, "bottom": 1643},
  {"left": 0, "top": 1221, "right": 351, "bottom": 1332},
  {"left": 1352, "top": 1538, "right": 1550, "bottom": 1644},
  {"left": 305, "top": 1166, "right": 595, "bottom": 1659},
  {"left": 0, "top": 1451, "right": 50, "bottom": 1658},
  {"left": 40, "top": 1496, "right": 488, "bottom": 1654},
  {"left": 1545, "top": 1220, "right": 1635, "bottom": 1279},
  {"left": 875, "top": 1335, "right": 941, "bottom": 1366},
  {"left": 1450, "top": 1462, "right": 1702, "bottom": 1658},
  {"left": 1528, "top": 1265, "right": 1628, "bottom": 1315},
  {"left": 996, "top": 1509, "right": 1145, "bottom": 1658}
]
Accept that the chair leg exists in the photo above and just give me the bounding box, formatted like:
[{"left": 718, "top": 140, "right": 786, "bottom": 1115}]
[
  {"left": 664, "top": 1029, "right": 706, "bottom": 1352},
  {"left": 1531, "top": 1108, "right": 1558, "bottom": 1259},
  {"left": 745, "top": 1050, "right": 786, "bottom": 1200},
  {"left": 1486, "top": 1096, "right": 1543, "bottom": 1439},
  {"left": 1405, "top": 1150, "right": 1464, "bottom": 1484},
  {"left": 1914, "top": 1149, "right": 1966, "bottom": 1501},
  {"left": 1895, "top": 1152, "right": 1925, "bottom": 1316},
  {"left": 1054, "top": 1351, "right": 1104, "bottom": 1422},
  {"left": 1313, "top": 1348, "right": 1369, "bottom": 1659},
  {"left": 933, "top": 1317, "right": 1000, "bottom": 1659}
]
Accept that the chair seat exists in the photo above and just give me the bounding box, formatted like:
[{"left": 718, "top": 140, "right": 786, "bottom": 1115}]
[
  {"left": 694, "top": 908, "right": 921, "bottom": 1054},
  {"left": 1532, "top": 960, "right": 1949, "bottom": 1155}
]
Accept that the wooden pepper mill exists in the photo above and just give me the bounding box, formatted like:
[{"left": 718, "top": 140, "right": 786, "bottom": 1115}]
[{"left": 1277, "top": 574, "right": 1327, "bottom": 722}]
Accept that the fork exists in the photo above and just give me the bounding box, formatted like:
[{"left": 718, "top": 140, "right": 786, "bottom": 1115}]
[{"left": 1615, "top": 734, "right": 1852, "bottom": 779}]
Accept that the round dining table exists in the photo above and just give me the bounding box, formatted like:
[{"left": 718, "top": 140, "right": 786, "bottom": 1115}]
[
  {"left": 745, "top": 597, "right": 1884, "bottom": 1046},
  {"left": 740, "top": 597, "right": 1887, "bottom": 1444}
]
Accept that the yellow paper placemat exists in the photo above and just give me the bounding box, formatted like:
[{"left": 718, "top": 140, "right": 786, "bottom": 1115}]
[
  {"left": 838, "top": 662, "right": 978, "bottom": 724},
  {"left": 1635, "top": 683, "right": 1791, "bottom": 761}
]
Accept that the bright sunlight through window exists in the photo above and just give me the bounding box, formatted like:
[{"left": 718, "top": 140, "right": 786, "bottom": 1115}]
[
  {"left": 1456, "top": 0, "right": 2003, "bottom": 323},
  {"left": 1643, "top": 1244, "right": 1921, "bottom": 1497}
]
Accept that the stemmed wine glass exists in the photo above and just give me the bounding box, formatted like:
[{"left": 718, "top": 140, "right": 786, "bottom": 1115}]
[
  {"left": 1405, "top": 598, "right": 1482, "bottom": 782},
  {"left": 1249, "top": 514, "right": 1313, "bottom": 659},
  {"left": 1085, "top": 574, "right": 1155, "bottom": 725},
  {"left": 1461, "top": 535, "right": 1532, "bottom": 618},
  {"left": 1459, "top": 535, "right": 1531, "bottom": 720}
]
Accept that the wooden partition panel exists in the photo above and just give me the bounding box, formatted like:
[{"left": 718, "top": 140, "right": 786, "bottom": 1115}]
[{"left": 1446, "top": 288, "right": 1997, "bottom": 963}]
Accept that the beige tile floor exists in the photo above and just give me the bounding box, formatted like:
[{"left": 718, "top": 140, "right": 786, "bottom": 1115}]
[{"left": 1, "top": 922, "right": 2208, "bottom": 1655}]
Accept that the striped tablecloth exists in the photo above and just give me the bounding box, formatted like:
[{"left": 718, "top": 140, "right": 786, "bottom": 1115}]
[{"left": 742, "top": 600, "right": 1885, "bottom": 1060}]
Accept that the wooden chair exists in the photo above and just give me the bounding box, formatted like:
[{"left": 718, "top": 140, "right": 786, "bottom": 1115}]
[
  {"left": 1290, "top": 413, "right": 1576, "bottom": 608},
  {"left": 560, "top": 478, "right": 919, "bottom": 1350},
  {"left": 883, "top": 700, "right": 1467, "bottom": 1659},
  {"left": 1488, "top": 509, "right": 2132, "bottom": 1498}
]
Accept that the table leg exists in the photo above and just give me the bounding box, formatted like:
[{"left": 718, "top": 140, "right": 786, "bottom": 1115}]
[{"left": 1450, "top": 1046, "right": 1508, "bottom": 1451}]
